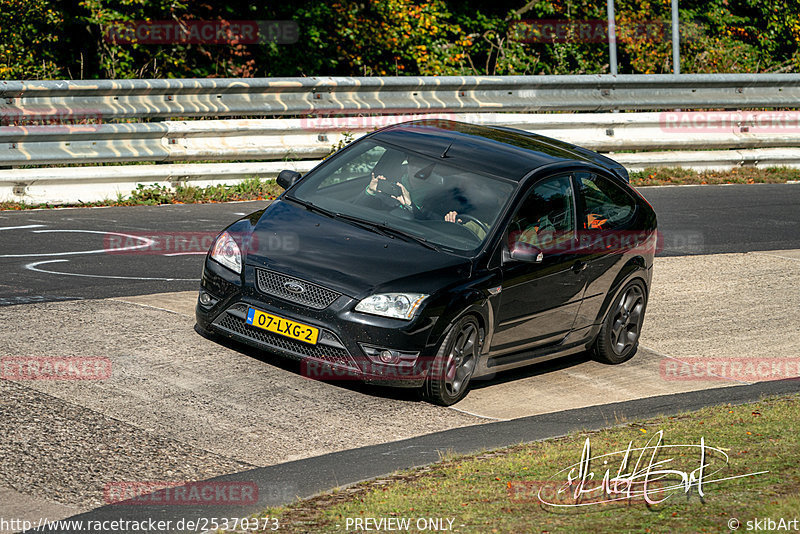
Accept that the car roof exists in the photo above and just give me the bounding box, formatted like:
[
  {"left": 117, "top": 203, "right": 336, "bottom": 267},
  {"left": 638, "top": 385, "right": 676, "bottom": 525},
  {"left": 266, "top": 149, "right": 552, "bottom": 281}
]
[{"left": 370, "top": 119, "right": 628, "bottom": 182}]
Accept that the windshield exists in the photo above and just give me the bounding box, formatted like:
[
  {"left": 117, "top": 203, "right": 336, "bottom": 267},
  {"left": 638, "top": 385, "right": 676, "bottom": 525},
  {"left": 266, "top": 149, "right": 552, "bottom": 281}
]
[{"left": 288, "top": 140, "right": 517, "bottom": 254}]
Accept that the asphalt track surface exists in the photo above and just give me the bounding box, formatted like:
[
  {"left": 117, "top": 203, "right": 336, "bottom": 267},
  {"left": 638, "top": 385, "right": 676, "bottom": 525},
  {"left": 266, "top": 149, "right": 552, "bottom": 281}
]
[
  {"left": 0, "top": 183, "right": 799, "bottom": 304},
  {"left": 2, "top": 182, "right": 799, "bottom": 532}
]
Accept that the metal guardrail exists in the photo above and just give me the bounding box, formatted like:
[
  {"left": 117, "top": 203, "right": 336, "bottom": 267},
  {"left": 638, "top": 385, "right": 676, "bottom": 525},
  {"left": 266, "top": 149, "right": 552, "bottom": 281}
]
[
  {"left": 3, "top": 112, "right": 800, "bottom": 166},
  {"left": 3, "top": 74, "right": 800, "bottom": 119},
  {"left": 2, "top": 74, "right": 800, "bottom": 203}
]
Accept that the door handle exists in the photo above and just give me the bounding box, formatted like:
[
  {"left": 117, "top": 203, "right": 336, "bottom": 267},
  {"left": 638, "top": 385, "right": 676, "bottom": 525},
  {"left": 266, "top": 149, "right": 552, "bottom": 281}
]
[{"left": 572, "top": 261, "right": 587, "bottom": 273}]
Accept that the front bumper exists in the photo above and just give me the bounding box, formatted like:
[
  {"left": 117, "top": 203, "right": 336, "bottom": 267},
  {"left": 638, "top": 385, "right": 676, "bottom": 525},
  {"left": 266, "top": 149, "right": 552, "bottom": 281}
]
[{"left": 196, "top": 260, "right": 437, "bottom": 387}]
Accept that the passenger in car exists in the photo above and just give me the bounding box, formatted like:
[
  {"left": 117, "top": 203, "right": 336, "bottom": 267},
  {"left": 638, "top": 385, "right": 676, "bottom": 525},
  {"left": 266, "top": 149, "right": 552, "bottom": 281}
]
[
  {"left": 587, "top": 213, "right": 608, "bottom": 229},
  {"left": 363, "top": 154, "right": 489, "bottom": 238}
]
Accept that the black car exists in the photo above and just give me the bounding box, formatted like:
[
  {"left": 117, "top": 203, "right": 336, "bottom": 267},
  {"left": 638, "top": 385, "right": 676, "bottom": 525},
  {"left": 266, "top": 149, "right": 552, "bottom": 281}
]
[{"left": 195, "top": 120, "right": 657, "bottom": 405}]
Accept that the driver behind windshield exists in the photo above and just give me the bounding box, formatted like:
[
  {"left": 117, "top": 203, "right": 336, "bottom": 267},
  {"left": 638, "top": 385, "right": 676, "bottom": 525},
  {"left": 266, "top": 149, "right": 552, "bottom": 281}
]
[{"left": 363, "top": 155, "right": 488, "bottom": 239}]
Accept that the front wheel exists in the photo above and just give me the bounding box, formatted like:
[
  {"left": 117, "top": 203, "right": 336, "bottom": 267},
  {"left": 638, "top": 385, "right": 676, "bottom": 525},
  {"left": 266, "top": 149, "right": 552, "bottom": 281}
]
[
  {"left": 592, "top": 279, "right": 648, "bottom": 364},
  {"left": 424, "top": 315, "right": 481, "bottom": 406}
]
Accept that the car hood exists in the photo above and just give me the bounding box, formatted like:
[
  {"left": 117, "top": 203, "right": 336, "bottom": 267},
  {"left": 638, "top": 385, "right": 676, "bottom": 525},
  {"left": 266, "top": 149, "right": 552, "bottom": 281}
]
[{"left": 244, "top": 199, "right": 472, "bottom": 298}]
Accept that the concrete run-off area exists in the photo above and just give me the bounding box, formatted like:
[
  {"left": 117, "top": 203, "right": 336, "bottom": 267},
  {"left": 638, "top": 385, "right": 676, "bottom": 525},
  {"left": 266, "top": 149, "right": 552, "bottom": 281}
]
[
  {"left": 456, "top": 248, "right": 800, "bottom": 419},
  {"left": 1, "top": 249, "right": 799, "bottom": 523}
]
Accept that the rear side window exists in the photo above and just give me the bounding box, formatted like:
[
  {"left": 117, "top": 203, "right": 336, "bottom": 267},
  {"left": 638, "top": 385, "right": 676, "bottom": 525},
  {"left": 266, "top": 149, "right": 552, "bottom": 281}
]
[
  {"left": 508, "top": 174, "right": 575, "bottom": 252},
  {"left": 576, "top": 173, "right": 637, "bottom": 230}
]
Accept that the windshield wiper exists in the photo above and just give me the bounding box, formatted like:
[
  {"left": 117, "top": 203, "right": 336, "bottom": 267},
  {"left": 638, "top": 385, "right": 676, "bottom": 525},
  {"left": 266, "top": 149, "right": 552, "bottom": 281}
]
[
  {"left": 287, "top": 197, "right": 440, "bottom": 252},
  {"left": 335, "top": 214, "right": 440, "bottom": 252},
  {"left": 329, "top": 211, "right": 441, "bottom": 252},
  {"left": 371, "top": 223, "right": 441, "bottom": 252},
  {"left": 329, "top": 212, "right": 395, "bottom": 239},
  {"left": 285, "top": 196, "right": 338, "bottom": 219}
]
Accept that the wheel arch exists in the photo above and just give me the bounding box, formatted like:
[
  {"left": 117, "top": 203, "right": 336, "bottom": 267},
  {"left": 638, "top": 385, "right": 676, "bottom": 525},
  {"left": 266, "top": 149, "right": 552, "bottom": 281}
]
[
  {"left": 592, "top": 256, "right": 650, "bottom": 327},
  {"left": 426, "top": 290, "right": 489, "bottom": 365}
]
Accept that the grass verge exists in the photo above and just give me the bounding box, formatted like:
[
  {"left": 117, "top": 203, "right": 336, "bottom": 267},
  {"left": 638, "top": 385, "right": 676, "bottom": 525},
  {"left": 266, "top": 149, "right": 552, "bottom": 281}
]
[
  {"left": 628, "top": 166, "right": 800, "bottom": 187},
  {"left": 0, "top": 177, "right": 284, "bottom": 210},
  {"left": 240, "top": 394, "right": 800, "bottom": 534},
  {"left": 2, "top": 167, "right": 799, "bottom": 211}
]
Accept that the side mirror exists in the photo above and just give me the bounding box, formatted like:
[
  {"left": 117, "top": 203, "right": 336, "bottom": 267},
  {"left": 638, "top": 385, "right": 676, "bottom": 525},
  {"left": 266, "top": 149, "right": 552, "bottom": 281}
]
[
  {"left": 276, "top": 169, "right": 302, "bottom": 189},
  {"left": 508, "top": 241, "right": 544, "bottom": 263}
]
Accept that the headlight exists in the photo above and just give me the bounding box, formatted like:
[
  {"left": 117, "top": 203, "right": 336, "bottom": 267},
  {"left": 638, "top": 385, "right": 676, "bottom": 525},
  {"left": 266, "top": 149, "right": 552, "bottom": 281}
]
[
  {"left": 355, "top": 293, "right": 428, "bottom": 320},
  {"left": 210, "top": 231, "right": 242, "bottom": 274}
]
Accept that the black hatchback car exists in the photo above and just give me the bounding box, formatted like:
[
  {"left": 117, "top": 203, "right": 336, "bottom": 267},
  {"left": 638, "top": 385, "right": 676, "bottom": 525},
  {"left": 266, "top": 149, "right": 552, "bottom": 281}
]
[{"left": 195, "top": 120, "right": 657, "bottom": 405}]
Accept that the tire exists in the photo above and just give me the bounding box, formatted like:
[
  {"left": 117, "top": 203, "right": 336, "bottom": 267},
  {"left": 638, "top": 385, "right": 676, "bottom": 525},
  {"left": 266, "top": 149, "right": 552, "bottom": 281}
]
[
  {"left": 424, "top": 315, "right": 481, "bottom": 406},
  {"left": 592, "top": 279, "right": 648, "bottom": 364}
]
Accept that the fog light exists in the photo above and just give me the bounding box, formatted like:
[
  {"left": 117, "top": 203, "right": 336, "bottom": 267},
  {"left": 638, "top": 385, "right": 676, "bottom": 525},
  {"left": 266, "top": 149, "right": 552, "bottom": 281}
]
[
  {"left": 380, "top": 350, "right": 399, "bottom": 364},
  {"left": 199, "top": 291, "right": 219, "bottom": 307},
  {"left": 359, "top": 344, "right": 420, "bottom": 367}
]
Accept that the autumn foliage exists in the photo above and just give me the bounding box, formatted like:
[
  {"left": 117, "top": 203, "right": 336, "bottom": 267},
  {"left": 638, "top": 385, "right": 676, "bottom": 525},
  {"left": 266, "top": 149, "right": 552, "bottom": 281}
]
[{"left": 0, "top": 0, "right": 798, "bottom": 79}]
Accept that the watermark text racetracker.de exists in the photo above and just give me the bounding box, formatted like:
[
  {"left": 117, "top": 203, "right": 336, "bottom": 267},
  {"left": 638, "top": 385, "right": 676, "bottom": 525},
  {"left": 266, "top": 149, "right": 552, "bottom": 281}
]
[
  {"left": 104, "top": 480, "right": 258, "bottom": 506},
  {"left": 1, "top": 109, "right": 103, "bottom": 130},
  {"left": 509, "top": 19, "right": 703, "bottom": 43},
  {"left": 1, "top": 357, "right": 111, "bottom": 380},
  {"left": 104, "top": 20, "right": 298, "bottom": 45},
  {"left": 660, "top": 111, "right": 800, "bottom": 133},
  {"left": 300, "top": 112, "right": 457, "bottom": 132},
  {"left": 661, "top": 358, "right": 800, "bottom": 382},
  {"left": 103, "top": 231, "right": 299, "bottom": 256}
]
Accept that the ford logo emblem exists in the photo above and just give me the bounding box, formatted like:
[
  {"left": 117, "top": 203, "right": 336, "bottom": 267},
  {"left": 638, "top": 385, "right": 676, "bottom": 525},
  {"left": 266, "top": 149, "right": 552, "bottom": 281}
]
[{"left": 284, "top": 281, "right": 306, "bottom": 294}]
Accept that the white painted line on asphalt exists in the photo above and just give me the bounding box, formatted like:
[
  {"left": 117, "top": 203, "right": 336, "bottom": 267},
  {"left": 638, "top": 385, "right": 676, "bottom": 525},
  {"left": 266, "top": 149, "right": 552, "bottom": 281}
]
[
  {"left": 0, "top": 230, "right": 154, "bottom": 258},
  {"left": 0, "top": 224, "right": 45, "bottom": 231},
  {"left": 163, "top": 251, "right": 207, "bottom": 256},
  {"left": 447, "top": 405, "right": 510, "bottom": 422},
  {"left": 110, "top": 298, "right": 194, "bottom": 317},
  {"left": 751, "top": 251, "right": 800, "bottom": 262},
  {"left": 24, "top": 259, "right": 200, "bottom": 281}
]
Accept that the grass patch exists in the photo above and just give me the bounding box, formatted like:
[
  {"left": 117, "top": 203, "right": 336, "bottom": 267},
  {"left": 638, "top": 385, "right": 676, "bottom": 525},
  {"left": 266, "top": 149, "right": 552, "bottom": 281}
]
[
  {"left": 0, "top": 178, "right": 284, "bottom": 210},
  {"left": 629, "top": 166, "right": 800, "bottom": 186},
  {"left": 247, "top": 394, "right": 800, "bottom": 534}
]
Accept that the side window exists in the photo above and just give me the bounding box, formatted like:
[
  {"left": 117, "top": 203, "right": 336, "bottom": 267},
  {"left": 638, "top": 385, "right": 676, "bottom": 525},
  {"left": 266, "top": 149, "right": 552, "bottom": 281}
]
[
  {"left": 508, "top": 174, "right": 575, "bottom": 252},
  {"left": 576, "top": 173, "right": 637, "bottom": 230},
  {"left": 319, "top": 144, "right": 388, "bottom": 188}
]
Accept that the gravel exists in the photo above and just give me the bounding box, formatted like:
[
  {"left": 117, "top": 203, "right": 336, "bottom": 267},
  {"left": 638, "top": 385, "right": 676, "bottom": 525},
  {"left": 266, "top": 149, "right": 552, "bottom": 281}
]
[{"left": 0, "top": 379, "right": 252, "bottom": 511}]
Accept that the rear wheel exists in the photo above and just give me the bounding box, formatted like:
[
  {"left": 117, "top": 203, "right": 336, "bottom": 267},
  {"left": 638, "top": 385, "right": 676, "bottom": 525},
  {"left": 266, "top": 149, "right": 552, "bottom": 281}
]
[
  {"left": 593, "top": 279, "right": 647, "bottom": 364},
  {"left": 425, "top": 315, "right": 480, "bottom": 406}
]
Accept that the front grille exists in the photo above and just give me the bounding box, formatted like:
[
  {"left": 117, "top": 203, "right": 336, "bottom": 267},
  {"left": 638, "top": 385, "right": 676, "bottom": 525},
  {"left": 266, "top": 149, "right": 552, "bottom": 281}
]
[
  {"left": 213, "top": 308, "right": 355, "bottom": 369},
  {"left": 255, "top": 269, "right": 341, "bottom": 310}
]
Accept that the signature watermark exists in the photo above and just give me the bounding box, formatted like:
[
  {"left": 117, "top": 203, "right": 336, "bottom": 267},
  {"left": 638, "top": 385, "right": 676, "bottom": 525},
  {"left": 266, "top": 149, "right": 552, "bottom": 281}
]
[
  {"left": 728, "top": 517, "right": 800, "bottom": 531},
  {"left": 511, "top": 430, "right": 767, "bottom": 508}
]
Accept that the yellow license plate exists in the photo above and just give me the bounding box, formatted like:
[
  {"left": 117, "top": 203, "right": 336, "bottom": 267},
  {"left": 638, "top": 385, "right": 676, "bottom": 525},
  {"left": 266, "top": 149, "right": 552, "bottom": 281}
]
[{"left": 245, "top": 308, "right": 319, "bottom": 345}]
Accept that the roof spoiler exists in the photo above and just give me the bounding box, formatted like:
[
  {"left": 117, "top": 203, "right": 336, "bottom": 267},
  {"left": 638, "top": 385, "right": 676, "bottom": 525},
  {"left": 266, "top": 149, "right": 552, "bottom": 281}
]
[{"left": 565, "top": 144, "right": 630, "bottom": 183}]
